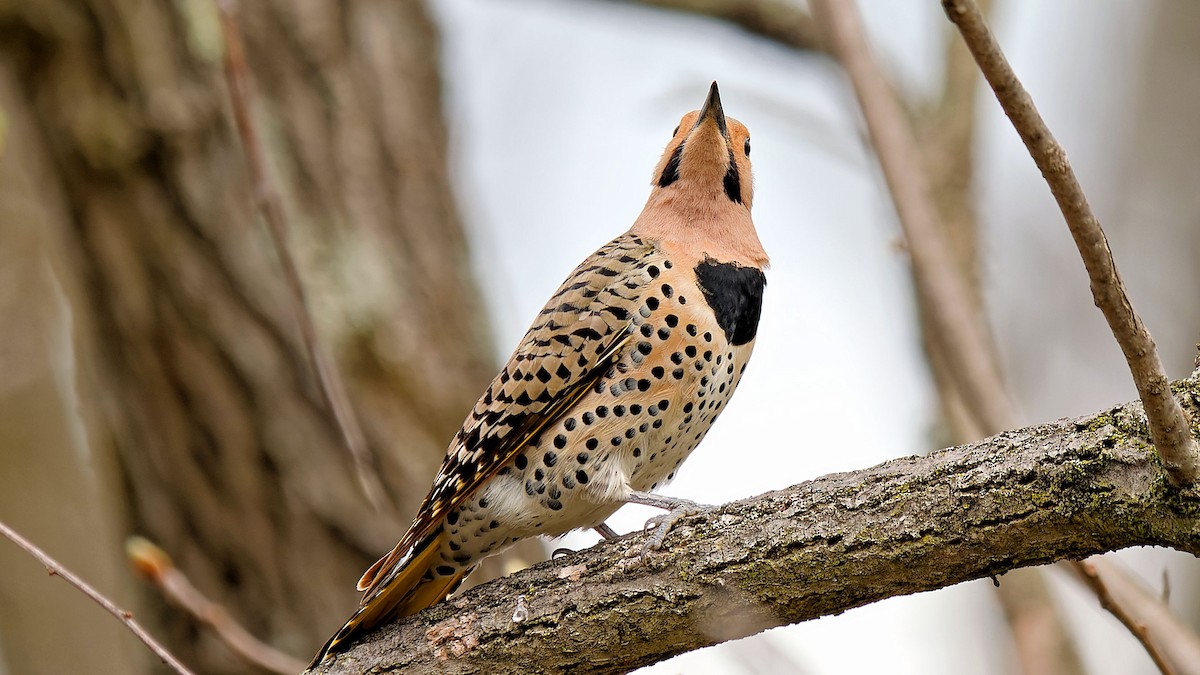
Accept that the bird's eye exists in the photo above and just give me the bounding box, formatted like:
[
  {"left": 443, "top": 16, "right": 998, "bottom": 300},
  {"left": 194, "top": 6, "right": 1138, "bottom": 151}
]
[
  {"left": 744, "top": 138, "right": 751, "bottom": 156},
  {"left": 672, "top": 125, "right": 680, "bottom": 137}
]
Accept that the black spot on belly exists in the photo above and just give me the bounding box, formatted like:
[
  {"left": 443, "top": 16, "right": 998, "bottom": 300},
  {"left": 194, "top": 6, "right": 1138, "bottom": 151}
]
[{"left": 694, "top": 260, "right": 766, "bottom": 346}]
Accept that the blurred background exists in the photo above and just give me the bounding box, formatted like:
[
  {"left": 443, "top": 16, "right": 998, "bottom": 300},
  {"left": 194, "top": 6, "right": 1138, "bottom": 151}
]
[{"left": 1, "top": 0, "right": 1198, "bottom": 673}]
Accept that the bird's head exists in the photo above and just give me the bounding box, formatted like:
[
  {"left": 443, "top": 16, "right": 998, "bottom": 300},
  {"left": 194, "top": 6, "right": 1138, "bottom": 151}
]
[
  {"left": 650, "top": 81, "right": 753, "bottom": 211},
  {"left": 635, "top": 82, "right": 767, "bottom": 268}
]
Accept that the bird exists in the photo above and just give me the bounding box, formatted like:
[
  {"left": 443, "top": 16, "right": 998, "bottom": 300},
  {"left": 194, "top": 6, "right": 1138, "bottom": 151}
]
[{"left": 311, "top": 81, "right": 768, "bottom": 666}]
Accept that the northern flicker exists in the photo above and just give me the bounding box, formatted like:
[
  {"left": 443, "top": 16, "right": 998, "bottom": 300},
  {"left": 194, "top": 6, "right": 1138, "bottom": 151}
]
[{"left": 311, "top": 81, "right": 767, "bottom": 664}]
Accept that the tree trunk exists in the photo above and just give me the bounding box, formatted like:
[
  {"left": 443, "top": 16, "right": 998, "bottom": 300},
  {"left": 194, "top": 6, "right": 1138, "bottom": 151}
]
[{"left": 0, "top": 0, "right": 537, "bottom": 671}]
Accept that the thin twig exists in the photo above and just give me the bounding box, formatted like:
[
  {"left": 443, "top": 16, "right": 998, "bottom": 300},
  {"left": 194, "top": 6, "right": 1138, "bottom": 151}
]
[
  {"left": 127, "top": 537, "right": 306, "bottom": 675},
  {"left": 941, "top": 0, "right": 1200, "bottom": 488},
  {"left": 0, "top": 520, "right": 194, "bottom": 675},
  {"left": 214, "top": 0, "right": 389, "bottom": 509},
  {"left": 1070, "top": 560, "right": 1179, "bottom": 675},
  {"left": 809, "top": 0, "right": 1017, "bottom": 434}
]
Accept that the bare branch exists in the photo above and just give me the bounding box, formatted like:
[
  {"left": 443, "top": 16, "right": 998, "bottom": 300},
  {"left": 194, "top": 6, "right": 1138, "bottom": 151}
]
[
  {"left": 914, "top": 0, "right": 1000, "bottom": 445},
  {"left": 127, "top": 537, "right": 306, "bottom": 675},
  {"left": 214, "top": 0, "right": 389, "bottom": 509},
  {"left": 1068, "top": 560, "right": 1180, "bottom": 675},
  {"left": 810, "top": 0, "right": 1017, "bottom": 434},
  {"left": 308, "top": 380, "right": 1200, "bottom": 674},
  {"left": 1070, "top": 557, "right": 1200, "bottom": 675},
  {"left": 941, "top": 0, "right": 1200, "bottom": 488},
  {"left": 0, "top": 521, "right": 194, "bottom": 675}
]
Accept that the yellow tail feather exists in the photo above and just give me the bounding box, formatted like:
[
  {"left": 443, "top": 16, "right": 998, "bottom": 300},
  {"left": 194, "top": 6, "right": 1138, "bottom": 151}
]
[{"left": 310, "top": 532, "right": 459, "bottom": 667}]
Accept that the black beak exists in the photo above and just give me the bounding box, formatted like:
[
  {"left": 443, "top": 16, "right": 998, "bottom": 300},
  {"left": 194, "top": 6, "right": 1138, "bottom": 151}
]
[{"left": 694, "top": 81, "right": 729, "bottom": 139}]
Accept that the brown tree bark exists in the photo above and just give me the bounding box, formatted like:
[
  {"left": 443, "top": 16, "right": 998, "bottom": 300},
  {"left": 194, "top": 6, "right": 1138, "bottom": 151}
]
[{"left": 0, "top": 0, "right": 537, "bottom": 671}]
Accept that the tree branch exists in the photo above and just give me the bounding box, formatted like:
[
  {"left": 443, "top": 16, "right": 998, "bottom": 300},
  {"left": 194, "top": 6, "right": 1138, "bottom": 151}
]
[
  {"left": 1070, "top": 556, "right": 1200, "bottom": 675},
  {"left": 1068, "top": 559, "right": 1178, "bottom": 675},
  {"left": 810, "top": 0, "right": 1017, "bottom": 434},
  {"left": 309, "top": 377, "right": 1200, "bottom": 675},
  {"left": 942, "top": 0, "right": 1200, "bottom": 488},
  {"left": 0, "top": 521, "right": 194, "bottom": 675},
  {"left": 612, "top": 0, "right": 825, "bottom": 53},
  {"left": 127, "top": 537, "right": 306, "bottom": 675}
]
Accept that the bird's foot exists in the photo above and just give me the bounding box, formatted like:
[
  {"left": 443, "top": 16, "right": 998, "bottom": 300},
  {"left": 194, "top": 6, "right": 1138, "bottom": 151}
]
[{"left": 624, "top": 490, "right": 712, "bottom": 556}]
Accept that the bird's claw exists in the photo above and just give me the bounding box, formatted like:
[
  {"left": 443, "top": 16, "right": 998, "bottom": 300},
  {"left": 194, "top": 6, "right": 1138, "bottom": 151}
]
[{"left": 639, "top": 499, "right": 711, "bottom": 557}]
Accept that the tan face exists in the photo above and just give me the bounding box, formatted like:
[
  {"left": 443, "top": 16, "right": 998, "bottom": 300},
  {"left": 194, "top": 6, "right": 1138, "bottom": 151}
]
[
  {"left": 650, "top": 92, "right": 754, "bottom": 210},
  {"left": 633, "top": 84, "right": 769, "bottom": 268}
]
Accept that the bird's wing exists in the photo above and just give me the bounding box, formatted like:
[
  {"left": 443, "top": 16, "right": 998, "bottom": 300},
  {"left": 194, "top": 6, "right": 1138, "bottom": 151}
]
[{"left": 358, "top": 234, "right": 656, "bottom": 597}]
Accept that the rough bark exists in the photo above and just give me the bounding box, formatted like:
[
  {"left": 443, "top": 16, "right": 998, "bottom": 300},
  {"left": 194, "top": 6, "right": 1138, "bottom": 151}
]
[
  {"left": 0, "top": 0, "right": 538, "bottom": 670},
  {"left": 310, "top": 377, "right": 1200, "bottom": 675}
]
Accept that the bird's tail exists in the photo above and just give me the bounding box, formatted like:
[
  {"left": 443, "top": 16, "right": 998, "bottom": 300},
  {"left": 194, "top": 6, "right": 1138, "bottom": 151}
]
[{"left": 308, "top": 529, "right": 465, "bottom": 668}]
